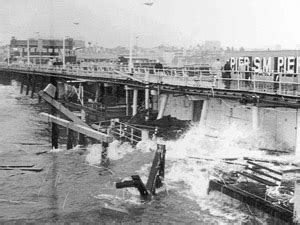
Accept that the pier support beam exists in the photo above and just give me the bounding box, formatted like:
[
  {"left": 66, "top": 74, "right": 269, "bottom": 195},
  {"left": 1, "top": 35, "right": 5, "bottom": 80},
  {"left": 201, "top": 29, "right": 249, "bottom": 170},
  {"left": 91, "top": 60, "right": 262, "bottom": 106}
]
[
  {"left": 95, "top": 83, "right": 100, "bottom": 102},
  {"left": 296, "top": 109, "right": 300, "bottom": 158},
  {"left": 294, "top": 180, "right": 300, "bottom": 223},
  {"left": 125, "top": 87, "right": 129, "bottom": 116},
  {"left": 67, "top": 129, "right": 75, "bottom": 150},
  {"left": 145, "top": 73, "right": 150, "bottom": 121},
  {"left": 31, "top": 76, "right": 37, "bottom": 98},
  {"left": 199, "top": 99, "right": 209, "bottom": 127},
  {"left": 157, "top": 94, "right": 169, "bottom": 120},
  {"left": 132, "top": 89, "right": 138, "bottom": 116},
  {"left": 145, "top": 85, "right": 150, "bottom": 121},
  {"left": 252, "top": 105, "right": 259, "bottom": 130},
  {"left": 26, "top": 74, "right": 32, "bottom": 95},
  {"left": 20, "top": 75, "right": 24, "bottom": 94},
  {"left": 101, "top": 142, "right": 109, "bottom": 166}
]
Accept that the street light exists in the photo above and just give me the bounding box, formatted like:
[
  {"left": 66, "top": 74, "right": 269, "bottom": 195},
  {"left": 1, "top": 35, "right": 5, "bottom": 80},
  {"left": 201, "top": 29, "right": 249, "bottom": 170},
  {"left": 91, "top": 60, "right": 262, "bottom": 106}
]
[
  {"left": 36, "top": 32, "right": 42, "bottom": 67},
  {"left": 27, "top": 38, "right": 30, "bottom": 66},
  {"left": 62, "top": 36, "right": 66, "bottom": 69},
  {"left": 128, "top": 1, "right": 154, "bottom": 72}
]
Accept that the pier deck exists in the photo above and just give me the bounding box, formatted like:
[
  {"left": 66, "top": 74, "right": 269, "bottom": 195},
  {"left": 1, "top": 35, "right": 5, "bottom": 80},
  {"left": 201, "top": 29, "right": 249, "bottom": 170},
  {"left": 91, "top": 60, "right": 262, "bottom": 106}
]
[{"left": 1, "top": 64, "right": 300, "bottom": 108}]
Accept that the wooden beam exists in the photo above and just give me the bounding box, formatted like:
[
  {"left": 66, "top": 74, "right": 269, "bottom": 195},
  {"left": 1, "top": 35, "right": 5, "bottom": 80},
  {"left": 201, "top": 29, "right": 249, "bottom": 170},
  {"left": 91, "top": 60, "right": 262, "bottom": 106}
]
[
  {"left": 39, "top": 86, "right": 89, "bottom": 128},
  {"left": 40, "top": 113, "right": 113, "bottom": 143}
]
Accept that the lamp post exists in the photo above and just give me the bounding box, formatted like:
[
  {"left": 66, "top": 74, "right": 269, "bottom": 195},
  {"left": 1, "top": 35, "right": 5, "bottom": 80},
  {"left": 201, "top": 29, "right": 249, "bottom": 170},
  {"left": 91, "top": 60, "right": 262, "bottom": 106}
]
[
  {"left": 128, "top": 1, "right": 154, "bottom": 72},
  {"left": 62, "top": 36, "right": 66, "bottom": 69},
  {"left": 36, "top": 32, "right": 42, "bottom": 67},
  {"left": 27, "top": 38, "right": 30, "bottom": 66}
]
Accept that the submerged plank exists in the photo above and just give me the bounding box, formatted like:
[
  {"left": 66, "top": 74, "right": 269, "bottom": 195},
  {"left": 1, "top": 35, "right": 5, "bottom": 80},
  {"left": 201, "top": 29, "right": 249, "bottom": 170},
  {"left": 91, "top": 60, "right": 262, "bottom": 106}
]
[
  {"left": 0, "top": 167, "right": 43, "bottom": 172},
  {"left": 0, "top": 165, "right": 34, "bottom": 168}
]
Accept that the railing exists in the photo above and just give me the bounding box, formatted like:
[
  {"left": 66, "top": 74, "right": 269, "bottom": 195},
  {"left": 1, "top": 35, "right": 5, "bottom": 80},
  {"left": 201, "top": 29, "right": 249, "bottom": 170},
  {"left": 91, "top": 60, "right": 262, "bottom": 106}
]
[
  {"left": 109, "top": 120, "right": 143, "bottom": 144},
  {"left": 1, "top": 63, "right": 300, "bottom": 97}
]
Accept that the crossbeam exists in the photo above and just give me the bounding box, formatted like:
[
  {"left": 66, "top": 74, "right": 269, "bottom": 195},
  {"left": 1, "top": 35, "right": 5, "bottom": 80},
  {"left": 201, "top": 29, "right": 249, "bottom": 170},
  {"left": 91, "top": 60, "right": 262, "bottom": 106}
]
[
  {"left": 40, "top": 113, "right": 113, "bottom": 143},
  {"left": 39, "top": 84, "right": 89, "bottom": 128}
]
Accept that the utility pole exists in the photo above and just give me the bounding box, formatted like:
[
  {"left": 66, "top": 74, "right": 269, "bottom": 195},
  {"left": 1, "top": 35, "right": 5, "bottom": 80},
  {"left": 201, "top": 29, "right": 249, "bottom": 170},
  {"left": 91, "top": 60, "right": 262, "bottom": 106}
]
[
  {"left": 62, "top": 37, "right": 65, "bottom": 69},
  {"left": 27, "top": 39, "right": 30, "bottom": 66}
]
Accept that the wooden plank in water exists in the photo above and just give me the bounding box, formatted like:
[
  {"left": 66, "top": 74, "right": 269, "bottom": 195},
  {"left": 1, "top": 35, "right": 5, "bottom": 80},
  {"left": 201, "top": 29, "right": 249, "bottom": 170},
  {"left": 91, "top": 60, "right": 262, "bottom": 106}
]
[
  {"left": 0, "top": 167, "right": 43, "bottom": 172},
  {"left": 247, "top": 161, "right": 283, "bottom": 176},
  {"left": 0, "top": 164, "right": 34, "bottom": 168},
  {"left": 208, "top": 179, "right": 293, "bottom": 223},
  {"left": 40, "top": 113, "right": 113, "bottom": 143},
  {"left": 247, "top": 166, "right": 282, "bottom": 182},
  {"left": 238, "top": 171, "right": 278, "bottom": 186}
]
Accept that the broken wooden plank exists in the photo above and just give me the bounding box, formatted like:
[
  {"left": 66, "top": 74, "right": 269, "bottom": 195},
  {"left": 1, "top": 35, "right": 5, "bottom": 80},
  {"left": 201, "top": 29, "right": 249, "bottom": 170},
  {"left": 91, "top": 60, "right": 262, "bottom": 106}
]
[
  {"left": 146, "top": 150, "right": 162, "bottom": 193},
  {"left": 0, "top": 167, "right": 43, "bottom": 172},
  {"left": 0, "top": 165, "right": 34, "bottom": 168},
  {"left": 208, "top": 179, "right": 294, "bottom": 223},
  {"left": 116, "top": 175, "right": 149, "bottom": 197},
  {"left": 40, "top": 113, "right": 113, "bottom": 143},
  {"left": 247, "top": 166, "right": 282, "bottom": 182},
  {"left": 238, "top": 171, "right": 278, "bottom": 186},
  {"left": 39, "top": 84, "right": 89, "bottom": 128},
  {"left": 100, "top": 204, "right": 129, "bottom": 217},
  {"left": 259, "top": 147, "right": 291, "bottom": 154},
  {"left": 247, "top": 161, "right": 283, "bottom": 176},
  {"left": 244, "top": 157, "right": 291, "bottom": 166}
]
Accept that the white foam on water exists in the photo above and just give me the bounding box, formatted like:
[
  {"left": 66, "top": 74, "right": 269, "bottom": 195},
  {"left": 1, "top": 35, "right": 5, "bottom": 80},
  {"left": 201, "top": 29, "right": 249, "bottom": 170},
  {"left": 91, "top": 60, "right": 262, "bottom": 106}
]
[
  {"left": 86, "top": 144, "right": 103, "bottom": 165},
  {"left": 162, "top": 122, "right": 285, "bottom": 222},
  {"left": 49, "top": 147, "right": 65, "bottom": 153},
  {"left": 136, "top": 140, "right": 157, "bottom": 153},
  {"left": 107, "top": 140, "right": 135, "bottom": 160},
  {"left": 165, "top": 122, "right": 283, "bottom": 161}
]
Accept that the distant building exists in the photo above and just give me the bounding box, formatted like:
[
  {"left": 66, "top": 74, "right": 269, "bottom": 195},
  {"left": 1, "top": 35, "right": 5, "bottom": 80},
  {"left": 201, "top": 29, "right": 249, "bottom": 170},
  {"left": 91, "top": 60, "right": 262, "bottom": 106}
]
[
  {"left": 263, "top": 45, "right": 282, "bottom": 51},
  {"left": 9, "top": 37, "right": 83, "bottom": 65},
  {"left": 204, "top": 41, "right": 222, "bottom": 51}
]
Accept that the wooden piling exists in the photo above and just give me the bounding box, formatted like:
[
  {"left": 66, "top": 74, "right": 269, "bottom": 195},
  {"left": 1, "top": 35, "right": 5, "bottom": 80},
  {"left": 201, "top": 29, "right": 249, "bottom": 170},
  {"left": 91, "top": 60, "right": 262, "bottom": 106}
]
[
  {"left": 38, "top": 76, "right": 46, "bottom": 103},
  {"left": 157, "top": 144, "right": 166, "bottom": 180},
  {"left": 31, "top": 75, "right": 37, "bottom": 98},
  {"left": 50, "top": 77, "right": 59, "bottom": 149},
  {"left": 95, "top": 83, "right": 100, "bottom": 102},
  {"left": 20, "top": 75, "right": 24, "bottom": 94},
  {"left": 101, "top": 142, "right": 109, "bottom": 166},
  {"left": 26, "top": 74, "right": 32, "bottom": 95},
  {"left": 78, "top": 132, "right": 86, "bottom": 146},
  {"left": 67, "top": 129, "right": 75, "bottom": 150}
]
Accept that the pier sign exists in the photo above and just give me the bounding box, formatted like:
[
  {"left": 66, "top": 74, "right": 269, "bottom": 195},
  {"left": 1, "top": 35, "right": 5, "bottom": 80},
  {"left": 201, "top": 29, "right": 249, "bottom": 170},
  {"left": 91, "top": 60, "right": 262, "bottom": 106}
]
[{"left": 230, "top": 56, "right": 300, "bottom": 73}]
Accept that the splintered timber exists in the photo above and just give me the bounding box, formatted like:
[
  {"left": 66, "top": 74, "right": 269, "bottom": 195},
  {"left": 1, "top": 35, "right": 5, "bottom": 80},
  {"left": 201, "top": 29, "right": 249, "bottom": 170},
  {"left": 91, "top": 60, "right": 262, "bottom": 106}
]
[{"left": 230, "top": 56, "right": 300, "bottom": 74}]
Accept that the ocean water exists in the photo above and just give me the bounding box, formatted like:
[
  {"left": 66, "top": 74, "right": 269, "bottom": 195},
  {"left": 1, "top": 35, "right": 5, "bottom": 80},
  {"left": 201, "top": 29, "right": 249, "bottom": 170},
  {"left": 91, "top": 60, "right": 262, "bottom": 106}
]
[{"left": 0, "top": 77, "right": 292, "bottom": 224}]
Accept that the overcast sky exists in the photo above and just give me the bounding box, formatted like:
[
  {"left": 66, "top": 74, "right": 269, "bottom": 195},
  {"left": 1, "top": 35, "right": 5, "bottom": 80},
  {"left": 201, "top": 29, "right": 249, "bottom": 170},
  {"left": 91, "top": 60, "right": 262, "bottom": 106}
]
[{"left": 1, "top": 0, "right": 300, "bottom": 49}]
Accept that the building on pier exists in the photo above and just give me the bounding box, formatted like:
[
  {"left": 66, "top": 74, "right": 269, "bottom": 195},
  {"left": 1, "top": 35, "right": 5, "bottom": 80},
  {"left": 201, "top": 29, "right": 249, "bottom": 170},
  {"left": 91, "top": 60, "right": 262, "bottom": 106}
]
[{"left": 8, "top": 37, "right": 85, "bottom": 65}]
